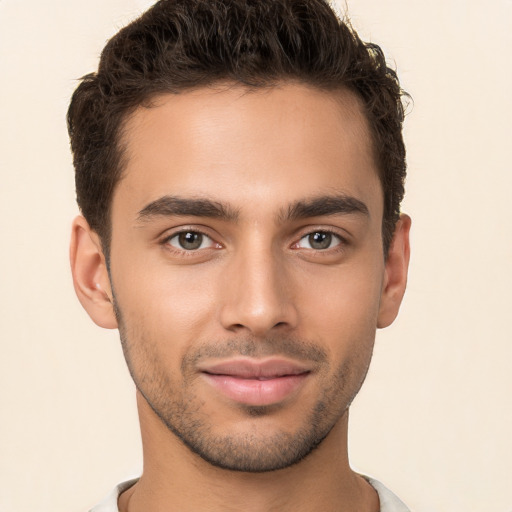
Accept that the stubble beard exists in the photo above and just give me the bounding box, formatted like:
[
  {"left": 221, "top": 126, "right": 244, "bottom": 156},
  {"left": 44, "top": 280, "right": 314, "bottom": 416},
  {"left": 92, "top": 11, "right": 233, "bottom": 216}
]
[{"left": 115, "top": 304, "right": 374, "bottom": 473}]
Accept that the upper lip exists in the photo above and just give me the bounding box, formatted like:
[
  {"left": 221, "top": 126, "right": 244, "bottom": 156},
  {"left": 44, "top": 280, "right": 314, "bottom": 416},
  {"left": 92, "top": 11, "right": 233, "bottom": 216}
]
[{"left": 199, "top": 358, "right": 311, "bottom": 379}]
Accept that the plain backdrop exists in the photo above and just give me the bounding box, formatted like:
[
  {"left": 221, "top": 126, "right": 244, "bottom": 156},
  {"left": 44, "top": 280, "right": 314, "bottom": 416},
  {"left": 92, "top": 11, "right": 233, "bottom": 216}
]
[{"left": 1, "top": 1, "right": 511, "bottom": 511}]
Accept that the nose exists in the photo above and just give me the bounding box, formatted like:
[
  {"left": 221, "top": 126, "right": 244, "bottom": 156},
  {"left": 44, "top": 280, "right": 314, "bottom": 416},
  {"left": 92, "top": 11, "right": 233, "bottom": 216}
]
[{"left": 219, "top": 243, "right": 299, "bottom": 337}]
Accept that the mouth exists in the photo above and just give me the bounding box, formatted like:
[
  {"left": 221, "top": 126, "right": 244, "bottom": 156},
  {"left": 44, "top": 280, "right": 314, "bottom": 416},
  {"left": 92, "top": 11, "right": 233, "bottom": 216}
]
[{"left": 199, "top": 358, "right": 311, "bottom": 406}]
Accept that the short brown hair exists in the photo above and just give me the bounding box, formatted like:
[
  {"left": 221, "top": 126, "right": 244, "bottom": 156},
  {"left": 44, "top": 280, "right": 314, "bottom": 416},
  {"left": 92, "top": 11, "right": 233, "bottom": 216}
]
[{"left": 67, "top": 0, "right": 408, "bottom": 257}]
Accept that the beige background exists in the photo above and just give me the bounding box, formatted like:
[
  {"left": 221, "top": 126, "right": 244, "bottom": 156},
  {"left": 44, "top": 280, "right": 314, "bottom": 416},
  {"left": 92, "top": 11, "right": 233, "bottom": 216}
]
[{"left": 1, "top": 1, "right": 511, "bottom": 511}]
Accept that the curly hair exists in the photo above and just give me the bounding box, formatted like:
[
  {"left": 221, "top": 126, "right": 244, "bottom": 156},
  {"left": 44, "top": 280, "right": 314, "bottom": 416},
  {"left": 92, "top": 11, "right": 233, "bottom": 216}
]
[{"left": 68, "top": 0, "right": 408, "bottom": 257}]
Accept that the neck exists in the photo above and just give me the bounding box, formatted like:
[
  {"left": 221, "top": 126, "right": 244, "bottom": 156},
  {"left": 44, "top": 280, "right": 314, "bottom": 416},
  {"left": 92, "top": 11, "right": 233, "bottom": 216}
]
[{"left": 119, "top": 392, "right": 378, "bottom": 512}]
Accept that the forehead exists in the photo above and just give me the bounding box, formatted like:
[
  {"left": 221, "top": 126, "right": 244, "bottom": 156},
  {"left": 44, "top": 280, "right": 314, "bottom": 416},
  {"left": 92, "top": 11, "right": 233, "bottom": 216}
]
[{"left": 113, "top": 83, "right": 382, "bottom": 222}]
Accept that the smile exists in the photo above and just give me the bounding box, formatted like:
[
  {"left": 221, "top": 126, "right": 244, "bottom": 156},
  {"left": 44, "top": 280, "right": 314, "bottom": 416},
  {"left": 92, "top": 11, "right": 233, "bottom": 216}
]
[{"left": 199, "top": 358, "right": 311, "bottom": 406}]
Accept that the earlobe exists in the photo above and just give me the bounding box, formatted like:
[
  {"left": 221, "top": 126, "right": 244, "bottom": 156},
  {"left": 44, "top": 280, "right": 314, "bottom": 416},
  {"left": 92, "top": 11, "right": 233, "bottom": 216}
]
[
  {"left": 69, "top": 216, "right": 118, "bottom": 329},
  {"left": 377, "top": 214, "right": 411, "bottom": 329}
]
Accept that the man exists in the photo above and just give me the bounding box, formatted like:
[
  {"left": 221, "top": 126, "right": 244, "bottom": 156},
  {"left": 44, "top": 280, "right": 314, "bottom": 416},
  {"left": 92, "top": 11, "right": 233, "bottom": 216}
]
[{"left": 68, "top": 0, "right": 411, "bottom": 510}]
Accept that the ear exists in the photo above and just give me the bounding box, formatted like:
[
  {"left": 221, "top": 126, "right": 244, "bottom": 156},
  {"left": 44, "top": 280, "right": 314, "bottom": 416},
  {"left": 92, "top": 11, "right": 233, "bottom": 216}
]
[
  {"left": 69, "top": 215, "right": 118, "bottom": 329},
  {"left": 377, "top": 214, "right": 411, "bottom": 329}
]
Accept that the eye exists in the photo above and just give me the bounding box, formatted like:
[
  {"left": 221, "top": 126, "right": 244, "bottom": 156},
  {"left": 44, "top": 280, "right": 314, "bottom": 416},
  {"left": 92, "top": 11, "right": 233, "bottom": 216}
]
[
  {"left": 166, "top": 231, "right": 216, "bottom": 251},
  {"left": 297, "top": 231, "right": 342, "bottom": 250}
]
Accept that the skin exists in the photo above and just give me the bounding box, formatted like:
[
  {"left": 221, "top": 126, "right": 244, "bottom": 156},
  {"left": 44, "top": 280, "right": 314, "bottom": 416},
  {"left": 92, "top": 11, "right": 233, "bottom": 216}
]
[{"left": 70, "top": 83, "right": 410, "bottom": 512}]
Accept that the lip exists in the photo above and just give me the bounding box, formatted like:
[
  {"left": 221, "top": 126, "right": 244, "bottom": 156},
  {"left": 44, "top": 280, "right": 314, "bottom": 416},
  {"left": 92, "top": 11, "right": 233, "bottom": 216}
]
[{"left": 199, "top": 358, "right": 311, "bottom": 406}]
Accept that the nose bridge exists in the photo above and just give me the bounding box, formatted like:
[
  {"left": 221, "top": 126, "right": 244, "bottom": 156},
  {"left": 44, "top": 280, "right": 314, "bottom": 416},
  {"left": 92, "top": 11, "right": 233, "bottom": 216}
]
[{"left": 219, "top": 234, "right": 297, "bottom": 335}]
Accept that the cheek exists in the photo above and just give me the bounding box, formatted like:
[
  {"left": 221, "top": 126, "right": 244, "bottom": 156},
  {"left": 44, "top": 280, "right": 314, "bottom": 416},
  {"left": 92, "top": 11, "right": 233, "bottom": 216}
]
[
  {"left": 298, "top": 260, "right": 384, "bottom": 352},
  {"left": 112, "top": 258, "right": 221, "bottom": 346}
]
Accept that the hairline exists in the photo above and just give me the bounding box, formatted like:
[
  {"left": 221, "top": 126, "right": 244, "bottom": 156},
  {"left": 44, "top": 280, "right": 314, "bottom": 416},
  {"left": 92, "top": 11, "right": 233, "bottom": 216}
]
[{"left": 98, "top": 79, "right": 393, "bottom": 262}]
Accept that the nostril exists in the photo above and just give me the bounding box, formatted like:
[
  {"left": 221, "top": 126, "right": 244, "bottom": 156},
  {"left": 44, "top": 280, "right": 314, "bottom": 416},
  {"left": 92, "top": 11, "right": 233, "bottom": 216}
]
[{"left": 228, "top": 323, "right": 245, "bottom": 332}]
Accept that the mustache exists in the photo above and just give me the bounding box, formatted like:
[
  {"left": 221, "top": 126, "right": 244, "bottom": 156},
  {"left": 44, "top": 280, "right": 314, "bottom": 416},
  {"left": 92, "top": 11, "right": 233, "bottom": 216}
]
[{"left": 182, "top": 336, "right": 328, "bottom": 371}]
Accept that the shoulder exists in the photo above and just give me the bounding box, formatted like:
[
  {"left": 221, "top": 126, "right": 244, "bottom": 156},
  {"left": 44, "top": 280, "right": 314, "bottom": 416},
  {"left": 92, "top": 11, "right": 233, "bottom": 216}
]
[
  {"left": 89, "top": 478, "right": 139, "bottom": 512},
  {"left": 90, "top": 475, "right": 410, "bottom": 512},
  {"left": 362, "top": 475, "right": 412, "bottom": 512}
]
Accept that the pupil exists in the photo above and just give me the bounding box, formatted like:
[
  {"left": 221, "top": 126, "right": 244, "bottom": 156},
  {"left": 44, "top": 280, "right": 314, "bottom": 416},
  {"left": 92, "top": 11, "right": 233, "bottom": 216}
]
[
  {"left": 179, "top": 232, "right": 202, "bottom": 250},
  {"left": 309, "top": 232, "right": 331, "bottom": 249}
]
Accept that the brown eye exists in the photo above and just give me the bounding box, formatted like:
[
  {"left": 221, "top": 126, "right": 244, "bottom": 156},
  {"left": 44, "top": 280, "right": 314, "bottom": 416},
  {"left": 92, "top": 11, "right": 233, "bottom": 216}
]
[
  {"left": 297, "top": 231, "right": 341, "bottom": 250},
  {"left": 168, "top": 231, "right": 211, "bottom": 250},
  {"left": 308, "top": 232, "right": 332, "bottom": 249}
]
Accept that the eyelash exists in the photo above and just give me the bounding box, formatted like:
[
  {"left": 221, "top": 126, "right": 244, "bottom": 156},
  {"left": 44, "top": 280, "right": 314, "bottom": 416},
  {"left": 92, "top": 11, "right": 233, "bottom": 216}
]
[
  {"left": 160, "top": 227, "right": 349, "bottom": 255},
  {"left": 293, "top": 229, "right": 348, "bottom": 253},
  {"left": 161, "top": 228, "right": 221, "bottom": 256}
]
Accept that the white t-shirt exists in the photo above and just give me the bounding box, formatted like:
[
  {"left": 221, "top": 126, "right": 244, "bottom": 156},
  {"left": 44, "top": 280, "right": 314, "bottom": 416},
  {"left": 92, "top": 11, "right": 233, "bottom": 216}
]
[{"left": 90, "top": 476, "right": 411, "bottom": 511}]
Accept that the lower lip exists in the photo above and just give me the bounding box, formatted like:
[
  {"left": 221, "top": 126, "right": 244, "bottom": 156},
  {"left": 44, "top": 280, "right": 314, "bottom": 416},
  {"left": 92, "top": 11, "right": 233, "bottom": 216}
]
[{"left": 202, "top": 373, "right": 309, "bottom": 406}]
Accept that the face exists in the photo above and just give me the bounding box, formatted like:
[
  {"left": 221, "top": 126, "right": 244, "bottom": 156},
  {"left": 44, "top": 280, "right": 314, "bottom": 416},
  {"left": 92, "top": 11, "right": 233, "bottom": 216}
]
[{"left": 89, "top": 84, "right": 404, "bottom": 472}]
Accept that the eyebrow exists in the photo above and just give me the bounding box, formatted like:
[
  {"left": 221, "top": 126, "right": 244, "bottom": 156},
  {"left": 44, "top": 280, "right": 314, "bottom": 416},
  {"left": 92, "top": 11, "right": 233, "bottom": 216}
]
[
  {"left": 136, "top": 193, "right": 369, "bottom": 225},
  {"left": 281, "top": 194, "right": 369, "bottom": 222},
  {"left": 136, "top": 195, "right": 240, "bottom": 222}
]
